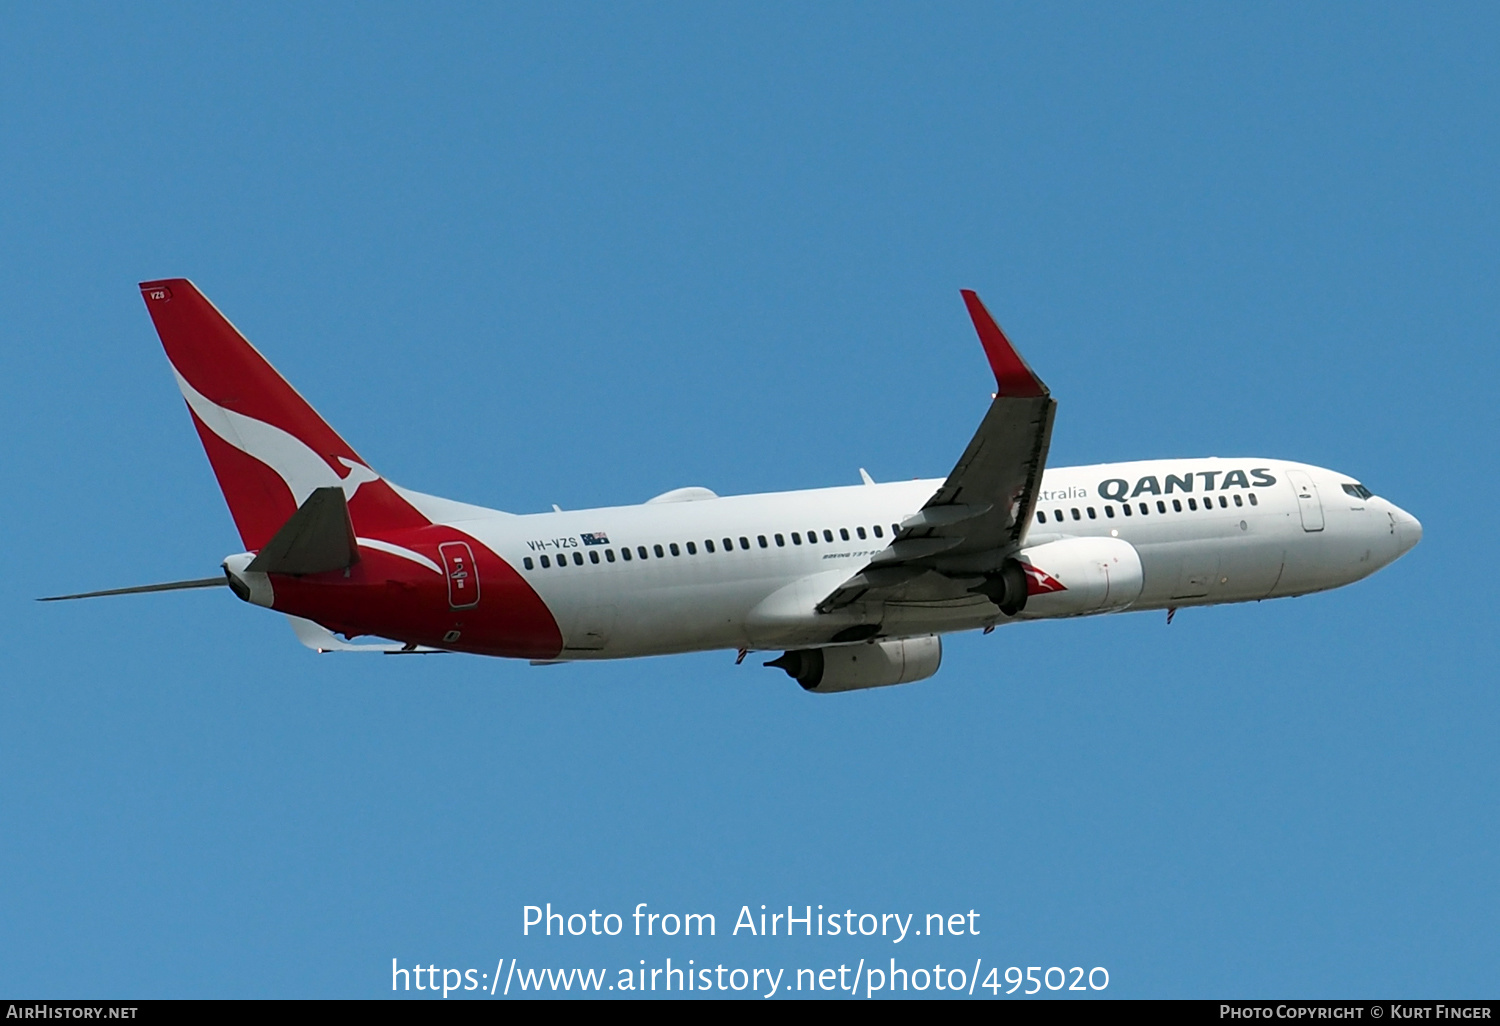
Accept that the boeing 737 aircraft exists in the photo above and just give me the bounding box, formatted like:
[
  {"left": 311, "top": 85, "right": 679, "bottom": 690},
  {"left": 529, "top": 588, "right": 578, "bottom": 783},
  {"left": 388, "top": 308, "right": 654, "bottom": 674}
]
[{"left": 43, "top": 280, "right": 1421, "bottom": 692}]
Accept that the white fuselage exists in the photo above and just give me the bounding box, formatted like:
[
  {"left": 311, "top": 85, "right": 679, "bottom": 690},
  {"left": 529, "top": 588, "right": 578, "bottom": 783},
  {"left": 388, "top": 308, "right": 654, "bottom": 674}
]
[{"left": 429, "top": 458, "right": 1421, "bottom": 660}]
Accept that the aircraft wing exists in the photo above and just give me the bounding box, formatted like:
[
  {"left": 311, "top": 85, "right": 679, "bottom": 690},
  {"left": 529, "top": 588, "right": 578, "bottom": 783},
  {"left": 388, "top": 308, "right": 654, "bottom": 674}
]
[{"left": 817, "top": 291, "right": 1056, "bottom": 614}]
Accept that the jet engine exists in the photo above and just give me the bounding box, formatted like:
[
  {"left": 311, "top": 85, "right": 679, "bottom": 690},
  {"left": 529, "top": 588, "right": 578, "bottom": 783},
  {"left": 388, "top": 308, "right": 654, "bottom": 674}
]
[
  {"left": 1010, "top": 536, "right": 1143, "bottom": 617},
  {"left": 970, "top": 557, "right": 1029, "bottom": 615},
  {"left": 766, "top": 636, "right": 942, "bottom": 693}
]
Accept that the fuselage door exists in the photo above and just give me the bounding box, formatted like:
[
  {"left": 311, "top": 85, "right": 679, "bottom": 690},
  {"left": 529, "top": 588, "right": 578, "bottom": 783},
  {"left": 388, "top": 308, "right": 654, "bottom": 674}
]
[
  {"left": 438, "top": 541, "right": 481, "bottom": 609},
  {"left": 1287, "top": 469, "right": 1325, "bottom": 532}
]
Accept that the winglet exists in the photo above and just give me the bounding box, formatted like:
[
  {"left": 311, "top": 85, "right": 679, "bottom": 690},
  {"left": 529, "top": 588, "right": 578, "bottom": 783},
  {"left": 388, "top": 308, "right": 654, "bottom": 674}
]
[{"left": 960, "top": 290, "right": 1048, "bottom": 398}]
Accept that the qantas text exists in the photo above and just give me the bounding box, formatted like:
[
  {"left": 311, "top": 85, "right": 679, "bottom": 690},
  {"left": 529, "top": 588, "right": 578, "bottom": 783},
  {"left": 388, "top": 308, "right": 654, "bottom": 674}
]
[{"left": 1095, "top": 468, "right": 1277, "bottom": 502}]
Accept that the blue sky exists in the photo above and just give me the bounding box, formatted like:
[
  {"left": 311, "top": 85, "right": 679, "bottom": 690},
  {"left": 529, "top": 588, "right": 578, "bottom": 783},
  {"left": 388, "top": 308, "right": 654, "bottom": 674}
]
[{"left": 0, "top": 2, "right": 1495, "bottom": 998}]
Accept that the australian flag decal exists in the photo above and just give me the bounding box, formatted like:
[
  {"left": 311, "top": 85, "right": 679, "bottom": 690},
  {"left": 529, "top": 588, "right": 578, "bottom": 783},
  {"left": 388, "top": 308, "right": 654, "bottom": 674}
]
[{"left": 580, "top": 532, "right": 610, "bottom": 546}]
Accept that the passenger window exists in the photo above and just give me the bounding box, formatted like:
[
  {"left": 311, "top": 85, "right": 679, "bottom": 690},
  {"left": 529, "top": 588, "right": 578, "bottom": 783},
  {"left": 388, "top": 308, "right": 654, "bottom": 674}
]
[
  {"left": 740, "top": 537, "right": 750, "bottom": 550},
  {"left": 1233, "top": 494, "right": 1243, "bottom": 507},
  {"left": 824, "top": 530, "right": 834, "bottom": 542},
  {"left": 873, "top": 525, "right": 883, "bottom": 538},
  {"left": 791, "top": 532, "right": 801, "bottom": 545},
  {"left": 1105, "top": 506, "right": 1115, "bottom": 518},
  {"left": 758, "top": 535, "right": 768, "bottom": 548},
  {"left": 1172, "top": 499, "right": 1182, "bottom": 512},
  {"left": 705, "top": 539, "right": 715, "bottom": 553},
  {"left": 638, "top": 546, "right": 649, "bottom": 559},
  {"left": 1139, "top": 503, "right": 1149, "bottom": 515},
  {"left": 1053, "top": 510, "right": 1064, "bottom": 523},
  {"left": 1219, "top": 495, "right": 1228, "bottom": 508},
  {"left": 1122, "top": 504, "right": 1133, "bottom": 516},
  {"left": 1037, "top": 512, "right": 1046, "bottom": 525},
  {"left": 654, "top": 544, "right": 665, "bottom": 558},
  {"left": 605, "top": 549, "right": 616, "bottom": 562},
  {"left": 856, "top": 527, "right": 866, "bottom": 539},
  {"left": 669, "top": 543, "right": 680, "bottom": 556},
  {"left": 1071, "top": 508, "right": 1081, "bottom": 520},
  {"left": 839, "top": 528, "right": 850, "bottom": 541},
  {"left": 1248, "top": 493, "right": 1258, "bottom": 506},
  {"left": 1188, "top": 498, "right": 1198, "bottom": 511},
  {"left": 1087, "top": 507, "right": 1097, "bottom": 519},
  {"left": 589, "top": 550, "right": 600, "bottom": 564},
  {"left": 572, "top": 552, "right": 584, "bottom": 566},
  {"left": 775, "top": 534, "right": 785, "bottom": 547},
  {"left": 808, "top": 529, "right": 819, "bottom": 543},
  {"left": 539, "top": 555, "right": 550, "bottom": 568},
  {"left": 686, "top": 541, "right": 697, "bottom": 554},
  {"left": 523, "top": 557, "right": 534, "bottom": 570},
  {"left": 622, "top": 548, "right": 632, "bottom": 561},
  {"left": 891, "top": 524, "right": 900, "bottom": 537},
  {"left": 1157, "top": 501, "right": 1166, "bottom": 513},
  {"left": 723, "top": 538, "right": 733, "bottom": 551}
]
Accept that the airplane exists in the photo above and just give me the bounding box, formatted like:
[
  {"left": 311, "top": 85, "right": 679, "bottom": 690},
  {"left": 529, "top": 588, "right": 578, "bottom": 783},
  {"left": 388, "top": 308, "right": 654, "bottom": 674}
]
[{"left": 41, "top": 280, "right": 1422, "bottom": 692}]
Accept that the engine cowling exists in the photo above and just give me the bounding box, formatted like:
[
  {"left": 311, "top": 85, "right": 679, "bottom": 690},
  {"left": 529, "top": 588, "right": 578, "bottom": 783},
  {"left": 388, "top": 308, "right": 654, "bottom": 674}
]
[
  {"left": 766, "top": 636, "right": 942, "bottom": 693},
  {"left": 1014, "top": 536, "right": 1143, "bottom": 617}
]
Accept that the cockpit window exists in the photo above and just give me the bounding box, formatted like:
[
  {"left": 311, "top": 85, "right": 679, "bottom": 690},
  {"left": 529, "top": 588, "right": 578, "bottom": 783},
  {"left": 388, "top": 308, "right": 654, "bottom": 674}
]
[{"left": 1342, "top": 483, "right": 1374, "bottom": 500}]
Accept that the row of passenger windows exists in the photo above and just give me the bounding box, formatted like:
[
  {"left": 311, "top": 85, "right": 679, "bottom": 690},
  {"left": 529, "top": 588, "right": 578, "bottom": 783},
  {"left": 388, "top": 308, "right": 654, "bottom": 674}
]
[
  {"left": 1037, "top": 491, "right": 1258, "bottom": 525},
  {"left": 522, "top": 492, "right": 1263, "bottom": 570},
  {"left": 521, "top": 523, "right": 903, "bottom": 572}
]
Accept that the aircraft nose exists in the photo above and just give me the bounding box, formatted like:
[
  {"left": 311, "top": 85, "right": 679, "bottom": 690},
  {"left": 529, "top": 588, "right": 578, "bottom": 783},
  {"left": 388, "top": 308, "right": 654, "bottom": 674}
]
[{"left": 1392, "top": 506, "right": 1422, "bottom": 555}]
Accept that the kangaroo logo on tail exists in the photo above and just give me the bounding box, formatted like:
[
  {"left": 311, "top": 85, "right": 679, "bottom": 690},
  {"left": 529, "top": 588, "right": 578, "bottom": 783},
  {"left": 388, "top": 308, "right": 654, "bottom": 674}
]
[{"left": 172, "top": 368, "right": 383, "bottom": 508}]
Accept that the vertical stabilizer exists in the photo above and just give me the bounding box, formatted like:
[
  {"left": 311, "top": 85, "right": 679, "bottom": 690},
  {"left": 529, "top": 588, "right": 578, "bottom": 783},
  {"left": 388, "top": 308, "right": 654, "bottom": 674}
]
[{"left": 139, "top": 279, "right": 428, "bottom": 550}]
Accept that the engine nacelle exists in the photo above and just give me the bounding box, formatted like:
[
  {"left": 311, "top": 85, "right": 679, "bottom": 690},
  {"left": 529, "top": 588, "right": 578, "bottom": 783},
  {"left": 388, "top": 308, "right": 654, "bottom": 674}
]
[
  {"left": 766, "top": 636, "right": 942, "bottom": 693},
  {"left": 1015, "top": 536, "right": 1143, "bottom": 617}
]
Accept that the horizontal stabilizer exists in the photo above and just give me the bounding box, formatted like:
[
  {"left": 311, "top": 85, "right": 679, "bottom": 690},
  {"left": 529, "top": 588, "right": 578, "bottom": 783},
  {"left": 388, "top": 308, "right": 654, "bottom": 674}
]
[
  {"left": 39, "top": 576, "right": 224, "bottom": 601},
  {"left": 285, "top": 616, "right": 442, "bottom": 654},
  {"left": 248, "top": 486, "right": 358, "bottom": 575}
]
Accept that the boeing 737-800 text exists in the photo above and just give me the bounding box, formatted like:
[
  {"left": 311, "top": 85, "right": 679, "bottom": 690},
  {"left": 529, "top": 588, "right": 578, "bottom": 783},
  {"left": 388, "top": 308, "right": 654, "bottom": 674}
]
[{"left": 43, "top": 280, "right": 1421, "bottom": 692}]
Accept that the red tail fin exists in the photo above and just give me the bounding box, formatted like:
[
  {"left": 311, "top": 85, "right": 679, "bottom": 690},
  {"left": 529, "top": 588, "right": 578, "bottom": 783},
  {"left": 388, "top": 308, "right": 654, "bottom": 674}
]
[{"left": 139, "top": 279, "right": 428, "bottom": 550}]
